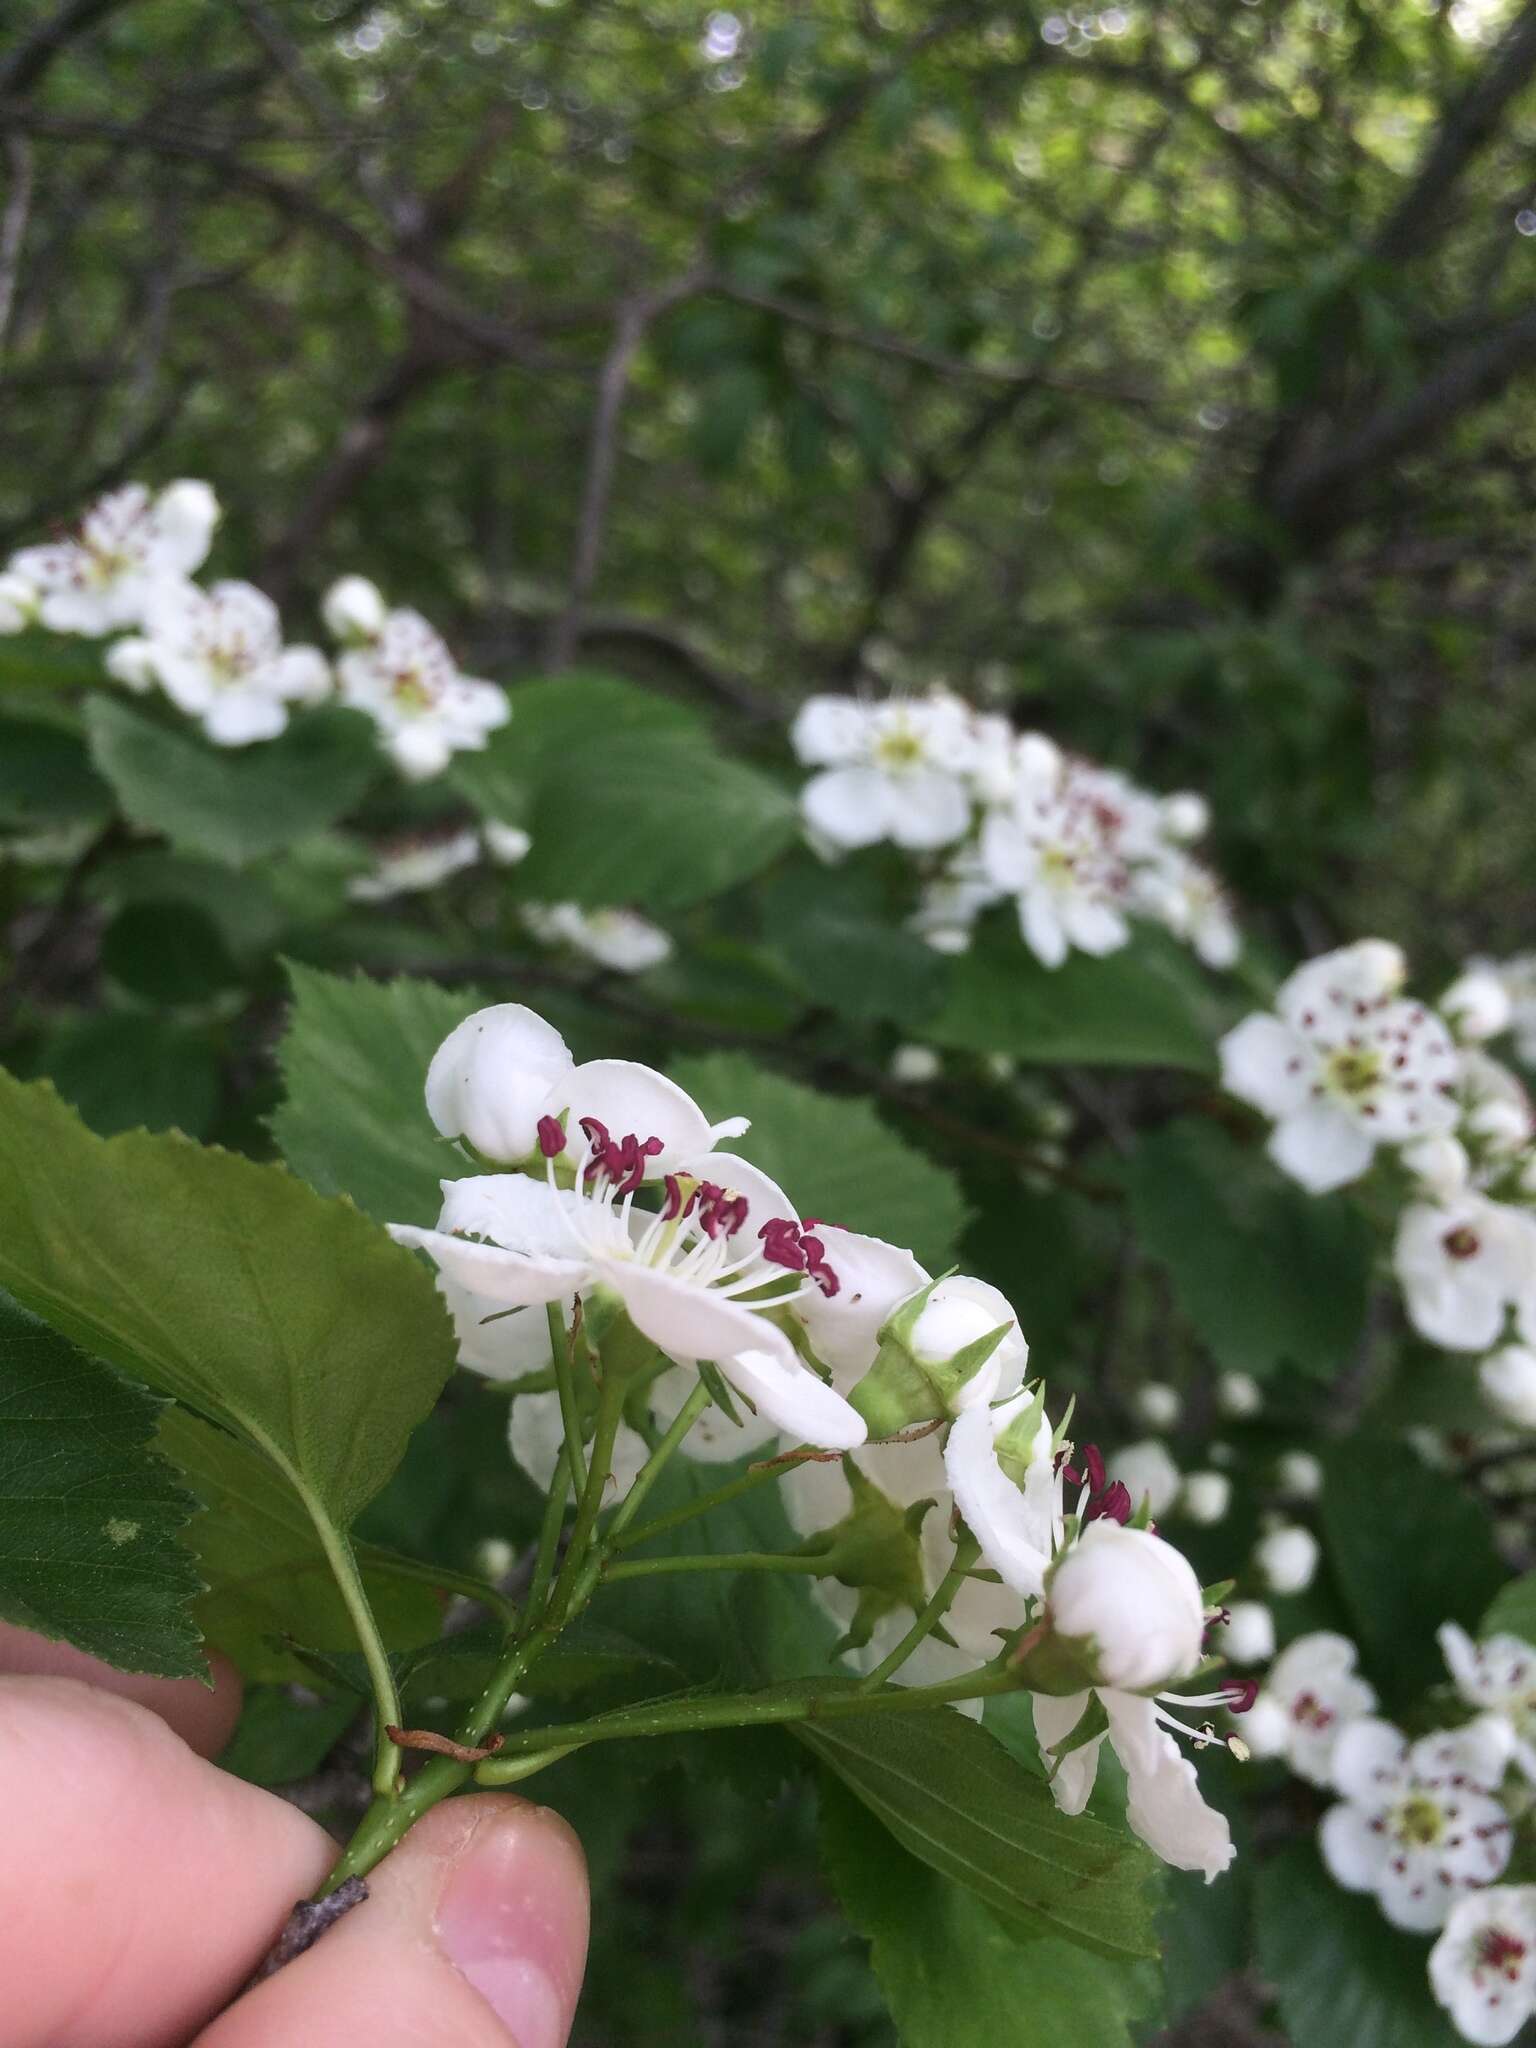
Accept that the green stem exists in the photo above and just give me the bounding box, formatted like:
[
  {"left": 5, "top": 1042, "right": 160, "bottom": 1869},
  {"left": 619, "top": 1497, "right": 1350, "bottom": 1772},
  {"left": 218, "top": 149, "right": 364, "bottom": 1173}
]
[
  {"left": 547, "top": 1301, "right": 587, "bottom": 1497},
  {"left": 606, "top": 1377, "right": 713, "bottom": 1541},
  {"left": 609, "top": 1450, "right": 798, "bottom": 1553},
  {"left": 604, "top": 1550, "right": 825, "bottom": 1582},
  {"left": 525, "top": 1444, "right": 571, "bottom": 1622},
  {"left": 304, "top": 1498, "right": 404, "bottom": 1798},
  {"left": 545, "top": 1367, "right": 626, "bottom": 1624},
  {"left": 382, "top": 1554, "right": 519, "bottom": 1629},
  {"left": 474, "top": 1663, "right": 1023, "bottom": 1779},
  {"left": 859, "top": 1535, "right": 979, "bottom": 1691}
]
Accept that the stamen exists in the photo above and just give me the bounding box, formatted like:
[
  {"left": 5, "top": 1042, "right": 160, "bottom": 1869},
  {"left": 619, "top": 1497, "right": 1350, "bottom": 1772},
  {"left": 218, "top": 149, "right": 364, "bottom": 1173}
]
[{"left": 537, "top": 1115, "right": 566, "bottom": 1159}]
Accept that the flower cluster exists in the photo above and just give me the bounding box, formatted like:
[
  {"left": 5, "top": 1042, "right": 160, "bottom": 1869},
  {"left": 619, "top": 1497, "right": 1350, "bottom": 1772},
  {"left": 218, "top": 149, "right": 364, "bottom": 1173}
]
[
  {"left": 321, "top": 575, "right": 509, "bottom": 780},
  {"left": 392, "top": 1001, "right": 1246, "bottom": 1882},
  {"left": 789, "top": 689, "right": 1237, "bottom": 971}
]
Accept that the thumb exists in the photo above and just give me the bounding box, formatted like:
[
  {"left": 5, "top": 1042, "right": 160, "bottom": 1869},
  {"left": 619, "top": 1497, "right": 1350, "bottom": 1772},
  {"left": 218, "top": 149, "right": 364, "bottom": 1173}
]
[{"left": 194, "top": 1795, "right": 589, "bottom": 2048}]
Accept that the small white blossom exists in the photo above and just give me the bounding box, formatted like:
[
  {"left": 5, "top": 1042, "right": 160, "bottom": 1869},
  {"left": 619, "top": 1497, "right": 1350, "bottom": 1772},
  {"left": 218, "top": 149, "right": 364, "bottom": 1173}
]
[
  {"left": 1460, "top": 1051, "right": 1536, "bottom": 1157},
  {"left": 523, "top": 902, "right": 673, "bottom": 975},
  {"left": 337, "top": 604, "right": 509, "bottom": 779},
  {"left": 0, "top": 568, "right": 37, "bottom": 632},
  {"left": 1243, "top": 1631, "right": 1376, "bottom": 1785},
  {"left": 8, "top": 480, "right": 217, "bottom": 634},
  {"left": 127, "top": 579, "right": 329, "bottom": 745},
  {"left": 1404, "top": 1133, "right": 1473, "bottom": 1199},
  {"left": 1108, "top": 1438, "right": 1181, "bottom": 1517},
  {"left": 1481, "top": 1346, "right": 1536, "bottom": 1429},
  {"left": 792, "top": 693, "right": 976, "bottom": 852},
  {"left": 889, "top": 1043, "right": 942, "bottom": 1086},
  {"left": 1440, "top": 1624, "right": 1536, "bottom": 1782},
  {"left": 1221, "top": 1601, "right": 1275, "bottom": 1666},
  {"left": 1320, "top": 1717, "right": 1513, "bottom": 1931},
  {"left": 1275, "top": 1450, "right": 1324, "bottom": 1501},
  {"left": 1048, "top": 1521, "right": 1207, "bottom": 1692},
  {"left": 1394, "top": 1195, "right": 1536, "bottom": 1352},
  {"left": 978, "top": 770, "right": 1131, "bottom": 971},
  {"left": 1161, "top": 791, "right": 1210, "bottom": 842},
  {"left": 1254, "top": 1523, "right": 1319, "bottom": 1595},
  {"left": 1131, "top": 1381, "right": 1182, "bottom": 1431},
  {"left": 1137, "top": 852, "right": 1240, "bottom": 969},
  {"left": 348, "top": 829, "right": 482, "bottom": 903},
  {"left": 482, "top": 820, "right": 532, "bottom": 866},
  {"left": 1444, "top": 971, "right": 1516, "bottom": 1046},
  {"left": 1430, "top": 1886, "right": 1536, "bottom": 2046},
  {"left": 321, "top": 574, "right": 388, "bottom": 643},
  {"left": 1215, "top": 1371, "right": 1263, "bottom": 1419},
  {"left": 1180, "top": 1471, "right": 1232, "bottom": 1525}
]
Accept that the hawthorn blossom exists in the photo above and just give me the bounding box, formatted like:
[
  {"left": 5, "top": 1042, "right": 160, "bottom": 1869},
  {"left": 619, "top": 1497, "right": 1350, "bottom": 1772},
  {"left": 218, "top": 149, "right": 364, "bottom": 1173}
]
[
  {"left": 1137, "top": 852, "right": 1240, "bottom": 969},
  {"left": 321, "top": 574, "right": 388, "bottom": 643},
  {"left": 1131, "top": 1382, "right": 1182, "bottom": 1431},
  {"left": 1222, "top": 1602, "right": 1276, "bottom": 1666},
  {"left": 1243, "top": 1631, "right": 1376, "bottom": 1785},
  {"left": 1180, "top": 1472, "right": 1232, "bottom": 1525},
  {"left": 977, "top": 770, "right": 1132, "bottom": 970},
  {"left": 1459, "top": 1051, "right": 1535, "bottom": 1158},
  {"left": 7, "top": 481, "right": 218, "bottom": 636},
  {"left": 1480, "top": 1345, "right": 1536, "bottom": 1429},
  {"left": 1319, "top": 1717, "right": 1513, "bottom": 1931},
  {"left": 1254, "top": 1523, "right": 1319, "bottom": 1595},
  {"left": 483, "top": 820, "right": 532, "bottom": 866},
  {"left": 390, "top": 1137, "right": 867, "bottom": 1449},
  {"left": 1444, "top": 971, "right": 1517, "bottom": 1046},
  {"left": 1108, "top": 1439, "right": 1181, "bottom": 1518},
  {"left": 1219, "top": 942, "right": 1459, "bottom": 1194},
  {"left": 348, "top": 829, "right": 482, "bottom": 903},
  {"left": 908, "top": 863, "right": 1000, "bottom": 954},
  {"left": 1215, "top": 1371, "right": 1262, "bottom": 1419},
  {"left": 335, "top": 604, "right": 508, "bottom": 779},
  {"left": 792, "top": 693, "right": 977, "bottom": 853},
  {"left": 1440, "top": 1625, "right": 1536, "bottom": 1782},
  {"left": 1430, "top": 1887, "right": 1536, "bottom": 2046},
  {"left": 0, "top": 569, "right": 36, "bottom": 632},
  {"left": 522, "top": 902, "right": 673, "bottom": 975},
  {"left": 111, "top": 580, "right": 329, "bottom": 745},
  {"left": 1275, "top": 1450, "right": 1323, "bottom": 1500},
  {"left": 1394, "top": 1194, "right": 1536, "bottom": 1352}
]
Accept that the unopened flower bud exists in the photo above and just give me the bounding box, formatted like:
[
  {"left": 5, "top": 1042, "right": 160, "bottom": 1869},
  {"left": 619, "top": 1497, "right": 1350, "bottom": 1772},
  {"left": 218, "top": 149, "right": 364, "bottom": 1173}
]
[
  {"left": 425, "top": 1002, "right": 575, "bottom": 1162},
  {"left": 1350, "top": 939, "right": 1408, "bottom": 998},
  {"left": 105, "top": 636, "right": 159, "bottom": 692},
  {"left": 156, "top": 478, "right": 220, "bottom": 553},
  {"left": 1216, "top": 1372, "right": 1262, "bottom": 1420},
  {"left": 322, "top": 573, "right": 387, "bottom": 643},
  {"left": 1441, "top": 969, "right": 1513, "bottom": 1045},
  {"left": 1254, "top": 1523, "right": 1319, "bottom": 1595},
  {"left": 889, "top": 1044, "right": 942, "bottom": 1086},
  {"left": 1469, "top": 1096, "right": 1531, "bottom": 1153},
  {"left": 1181, "top": 1471, "right": 1231, "bottom": 1525},
  {"left": 1275, "top": 1450, "right": 1323, "bottom": 1501},
  {"left": 1400, "top": 1133, "right": 1470, "bottom": 1198},
  {"left": 474, "top": 1537, "right": 516, "bottom": 1579},
  {"left": 850, "top": 1274, "right": 1027, "bottom": 1434},
  {"left": 1108, "top": 1438, "right": 1180, "bottom": 1517},
  {"left": 1222, "top": 1601, "right": 1276, "bottom": 1666},
  {"left": 1047, "top": 1522, "right": 1206, "bottom": 1691},
  {"left": 1480, "top": 1345, "right": 1536, "bottom": 1430},
  {"left": 1161, "top": 791, "right": 1209, "bottom": 842},
  {"left": 1131, "top": 1381, "right": 1182, "bottom": 1431},
  {"left": 483, "top": 820, "right": 532, "bottom": 866}
]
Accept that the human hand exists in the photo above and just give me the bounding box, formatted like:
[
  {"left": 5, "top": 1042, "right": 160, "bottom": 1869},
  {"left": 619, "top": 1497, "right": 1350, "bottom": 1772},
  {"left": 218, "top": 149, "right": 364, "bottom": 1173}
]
[{"left": 0, "top": 1623, "right": 589, "bottom": 2048}]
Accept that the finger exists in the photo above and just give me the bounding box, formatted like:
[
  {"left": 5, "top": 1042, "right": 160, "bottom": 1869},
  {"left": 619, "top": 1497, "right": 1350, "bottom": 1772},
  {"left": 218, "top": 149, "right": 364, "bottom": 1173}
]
[
  {"left": 0, "top": 1675, "right": 334, "bottom": 2048},
  {"left": 0, "top": 1618, "right": 244, "bottom": 1756},
  {"left": 194, "top": 1794, "right": 589, "bottom": 2048}
]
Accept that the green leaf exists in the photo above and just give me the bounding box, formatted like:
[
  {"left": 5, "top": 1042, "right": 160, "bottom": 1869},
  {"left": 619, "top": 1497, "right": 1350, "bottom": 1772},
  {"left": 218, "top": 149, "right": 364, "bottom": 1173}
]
[
  {"left": 1483, "top": 1571, "right": 1536, "bottom": 1642},
  {"left": 218, "top": 1683, "right": 359, "bottom": 1786},
  {"left": 1320, "top": 1436, "right": 1505, "bottom": 1706},
  {"left": 820, "top": 1772, "right": 1157, "bottom": 2047},
  {"left": 271, "top": 963, "right": 485, "bottom": 1224},
  {"left": 100, "top": 901, "right": 240, "bottom": 1005},
  {"left": 760, "top": 856, "right": 944, "bottom": 1029},
  {"left": 929, "top": 928, "right": 1218, "bottom": 1071},
  {"left": 0, "top": 1293, "right": 205, "bottom": 1677},
  {"left": 447, "top": 671, "right": 702, "bottom": 817},
  {"left": 85, "top": 697, "right": 378, "bottom": 868},
  {"left": 1256, "top": 1841, "right": 1459, "bottom": 2048},
  {"left": 1123, "top": 1119, "right": 1373, "bottom": 1379},
  {"left": 38, "top": 1013, "right": 221, "bottom": 1138},
  {"left": 668, "top": 1051, "right": 968, "bottom": 1269},
  {"left": 514, "top": 730, "right": 798, "bottom": 914},
  {"left": 0, "top": 1069, "right": 456, "bottom": 1526},
  {"left": 0, "top": 713, "right": 112, "bottom": 826},
  {"left": 798, "top": 1705, "right": 1159, "bottom": 1962},
  {"left": 159, "top": 1408, "right": 442, "bottom": 1681}
]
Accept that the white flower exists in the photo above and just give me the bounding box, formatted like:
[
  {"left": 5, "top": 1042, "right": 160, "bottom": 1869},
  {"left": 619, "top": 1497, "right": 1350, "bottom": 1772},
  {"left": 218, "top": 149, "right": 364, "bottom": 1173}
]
[
  {"left": 1254, "top": 1523, "right": 1319, "bottom": 1595},
  {"left": 1404, "top": 1133, "right": 1473, "bottom": 1199},
  {"left": 423, "top": 1003, "right": 746, "bottom": 1170},
  {"left": 907, "top": 1277, "right": 1028, "bottom": 1395},
  {"left": 1481, "top": 1346, "right": 1536, "bottom": 1430},
  {"left": 0, "top": 568, "right": 37, "bottom": 632},
  {"left": 1430, "top": 1886, "right": 1536, "bottom": 2046},
  {"left": 523, "top": 902, "right": 672, "bottom": 974},
  {"left": 889, "top": 1043, "right": 942, "bottom": 1085},
  {"left": 127, "top": 579, "right": 330, "bottom": 745},
  {"left": 1221, "top": 1601, "right": 1275, "bottom": 1666},
  {"left": 1048, "top": 1521, "right": 1206, "bottom": 1691},
  {"left": 1440, "top": 1625, "right": 1536, "bottom": 1781},
  {"left": 1161, "top": 792, "right": 1210, "bottom": 842},
  {"left": 793, "top": 693, "right": 976, "bottom": 852},
  {"left": 1216, "top": 1371, "right": 1263, "bottom": 1419},
  {"left": 390, "top": 1139, "right": 867, "bottom": 1449},
  {"left": 348, "top": 829, "right": 482, "bottom": 903},
  {"left": 1394, "top": 1195, "right": 1536, "bottom": 1352},
  {"left": 8, "top": 480, "right": 217, "bottom": 634},
  {"left": 1243, "top": 1631, "right": 1376, "bottom": 1785},
  {"left": 1181, "top": 1471, "right": 1232, "bottom": 1525},
  {"left": 1445, "top": 972, "right": 1516, "bottom": 1046},
  {"left": 483, "top": 820, "right": 532, "bottom": 866},
  {"left": 1108, "top": 1438, "right": 1181, "bottom": 1517},
  {"left": 943, "top": 1387, "right": 1064, "bottom": 1600},
  {"left": 908, "top": 863, "right": 999, "bottom": 954},
  {"left": 322, "top": 574, "right": 388, "bottom": 644},
  {"left": 1220, "top": 945, "right": 1459, "bottom": 1194},
  {"left": 1320, "top": 1717, "right": 1513, "bottom": 1931},
  {"left": 336, "top": 605, "right": 509, "bottom": 779},
  {"left": 1461, "top": 1052, "right": 1535, "bottom": 1157},
  {"left": 1489, "top": 956, "right": 1536, "bottom": 1070},
  {"left": 1132, "top": 1381, "right": 1182, "bottom": 1431},
  {"left": 1275, "top": 1450, "right": 1323, "bottom": 1501},
  {"left": 977, "top": 775, "right": 1131, "bottom": 971},
  {"left": 103, "top": 635, "right": 159, "bottom": 693},
  {"left": 1138, "top": 853, "right": 1240, "bottom": 969}
]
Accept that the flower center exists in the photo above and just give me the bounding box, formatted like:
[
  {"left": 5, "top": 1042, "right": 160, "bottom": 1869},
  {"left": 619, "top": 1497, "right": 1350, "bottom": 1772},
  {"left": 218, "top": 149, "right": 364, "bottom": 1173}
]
[
  {"left": 1391, "top": 1793, "right": 1446, "bottom": 1848},
  {"left": 1444, "top": 1226, "right": 1481, "bottom": 1261},
  {"left": 874, "top": 726, "right": 925, "bottom": 771},
  {"left": 1477, "top": 1927, "right": 1527, "bottom": 1976},
  {"left": 391, "top": 667, "right": 438, "bottom": 711},
  {"left": 1291, "top": 1689, "right": 1335, "bottom": 1731},
  {"left": 1324, "top": 1044, "right": 1381, "bottom": 1100}
]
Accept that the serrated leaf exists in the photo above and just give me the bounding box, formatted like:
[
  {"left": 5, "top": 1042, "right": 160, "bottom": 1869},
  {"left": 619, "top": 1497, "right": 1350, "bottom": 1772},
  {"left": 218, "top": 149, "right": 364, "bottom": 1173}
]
[
  {"left": 271, "top": 963, "right": 486, "bottom": 1224},
  {"left": 85, "top": 697, "right": 378, "bottom": 868},
  {"left": 929, "top": 928, "right": 1218, "bottom": 1071},
  {"left": 760, "top": 856, "right": 944, "bottom": 1029},
  {"left": 1256, "top": 1841, "right": 1459, "bottom": 2048},
  {"left": 1124, "top": 1119, "right": 1373, "bottom": 1380},
  {"left": 0, "top": 1069, "right": 456, "bottom": 1526},
  {"left": 820, "top": 1772, "right": 1158, "bottom": 2047},
  {"left": 38, "top": 1013, "right": 221, "bottom": 1138},
  {"left": 1320, "top": 1437, "right": 1505, "bottom": 1707},
  {"left": 0, "top": 1293, "right": 205, "bottom": 1677},
  {"left": 798, "top": 1705, "right": 1160, "bottom": 1961},
  {"left": 159, "top": 1407, "right": 442, "bottom": 1682},
  {"left": 668, "top": 1052, "right": 968, "bottom": 1270}
]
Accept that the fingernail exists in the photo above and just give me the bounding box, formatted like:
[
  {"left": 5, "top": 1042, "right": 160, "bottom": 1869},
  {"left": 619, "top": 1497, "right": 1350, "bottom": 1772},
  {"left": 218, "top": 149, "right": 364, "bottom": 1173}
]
[{"left": 437, "top": 1808, "right": 588, "bottom": 2048}]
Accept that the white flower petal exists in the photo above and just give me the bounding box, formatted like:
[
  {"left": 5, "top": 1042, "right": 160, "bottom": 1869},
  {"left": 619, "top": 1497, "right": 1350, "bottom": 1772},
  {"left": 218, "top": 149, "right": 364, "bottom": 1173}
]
[
  {"left": 1318, "top": 1799, "right": 1391, "bottom": 1896},
  {"left": 1034, "top": 1690, "right": 1103, "bottom": 1815},
  {"left": 889, "top": 768, "right": 971, "bottom": 851},
  {"left": 718, "top": 1343, "right": 867, "bottom": 1450},
  {"left": 944, "top": 1401, "right": 1053, "bottom": 1598},
  {"left": 389, "top": 1222, "right": 591, "bottom": 1308},
  {"left": 1218, "top": 1013, "right": 1313, "bottom": 1119},
  {"left": 1268, "top": 1099, "right": 1376, "bottom": 1193},
  {"left": 801, "top": 765, "right": 894, "bottom": 849},
  {"left": 1329, "top": 1716, "right": 1409, "bottom": 1802},
  {"left": 792, "top": 1227, "right": 930, "bottom": 1384},
  {"left": 1105, "top": 1692, "right": 1235, "bottom": 1882},
  {"left": 425, "top": 1004, "right": 575, "bottom": 1162},
  {"left": 557, "top": 1059, "right": 738, "bottom": 1172}
]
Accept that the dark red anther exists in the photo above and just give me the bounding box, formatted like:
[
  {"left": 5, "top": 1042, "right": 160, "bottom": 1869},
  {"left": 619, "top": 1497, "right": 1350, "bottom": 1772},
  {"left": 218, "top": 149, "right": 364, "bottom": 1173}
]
[
  {"left": 1081, "top": 1443, "right": 1107, "bottom": 1495},
  {"left": 536, "top": 1115, "right": 566, "bottom": 1159},
  {"left": 578, "top": 1115, "right": 611, "bottom": 1151},
  {"left": 1084, "top": 1480, "right": 1131, "bottom": 1525},
  {"left": 1222, "top": 1679, "right": 1259, "bottom": 1715},
  {"left": 663, "top": 1174, "right": 696, "bottom": 1221},
  {"left": 759, "top": 1219, "right": 807, "bottom": 1271}
]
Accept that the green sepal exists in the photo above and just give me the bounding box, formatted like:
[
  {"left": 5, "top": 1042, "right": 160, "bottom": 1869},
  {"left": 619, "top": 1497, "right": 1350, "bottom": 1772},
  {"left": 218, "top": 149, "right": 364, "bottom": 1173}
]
[
  {"left": 698, "top": 1357, "right": 746, "bottom": 1427},
  {"left": 848, "top": 1273, "right": 1016, "bottom": 1437},
  {"left": 1044, "top": 1690, "right": 1110, "bottom": 1767},
  {"left": 1013, "top": 1625, "right": 1102, "bottom": 1698},
  {"left": 1201, "top": 1578, "right": 1236, "bottom": 1610},
  {"left": 795, "top": 1458, "right": 935, "bottom": 1653}
]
